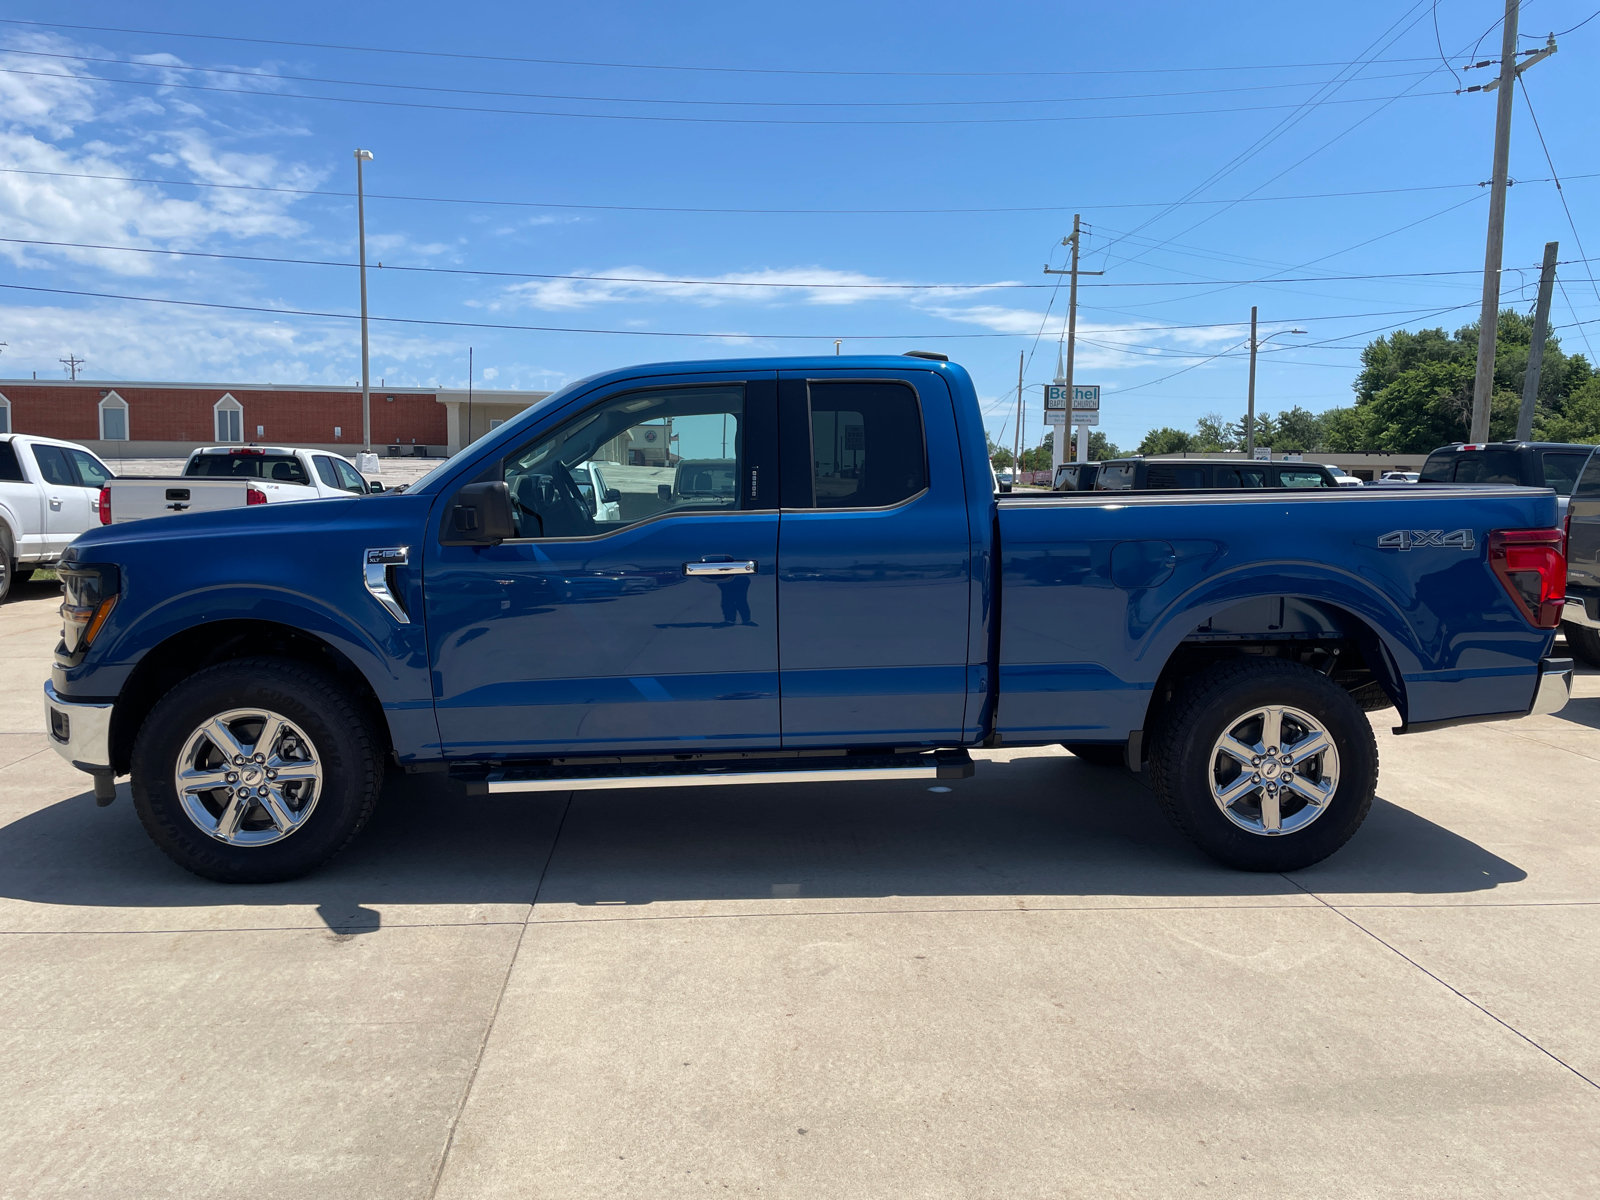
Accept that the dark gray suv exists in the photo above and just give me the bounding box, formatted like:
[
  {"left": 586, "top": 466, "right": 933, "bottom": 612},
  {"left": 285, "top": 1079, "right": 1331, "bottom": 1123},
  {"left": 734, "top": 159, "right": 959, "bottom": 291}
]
[{"left": 1563, "top": 447, "right": 1600, "bottom": 665}]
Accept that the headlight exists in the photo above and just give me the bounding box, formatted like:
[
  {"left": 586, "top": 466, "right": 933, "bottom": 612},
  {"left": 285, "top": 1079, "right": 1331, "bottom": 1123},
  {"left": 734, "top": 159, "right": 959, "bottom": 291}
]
[{"left": 59, "top": 564, "right": 120, "bottom": 657}]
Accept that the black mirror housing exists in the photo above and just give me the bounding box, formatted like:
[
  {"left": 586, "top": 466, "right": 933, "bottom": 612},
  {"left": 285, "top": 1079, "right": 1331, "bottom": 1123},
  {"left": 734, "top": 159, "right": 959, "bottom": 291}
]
[
  {"left": 444, "top": 481, "right": 516, "bottom": 545},
  {"left": 603, "top": 488, "right": 621, "bottom": 504},
  {"left": 368, "top": 480, "right": 385, "bottom": 492}
]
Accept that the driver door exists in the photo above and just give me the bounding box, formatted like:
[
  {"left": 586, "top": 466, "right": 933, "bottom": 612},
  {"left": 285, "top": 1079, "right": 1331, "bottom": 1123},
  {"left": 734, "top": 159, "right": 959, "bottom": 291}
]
[{"left": 425, "top": 371, "right": 781, "bottom": 758}]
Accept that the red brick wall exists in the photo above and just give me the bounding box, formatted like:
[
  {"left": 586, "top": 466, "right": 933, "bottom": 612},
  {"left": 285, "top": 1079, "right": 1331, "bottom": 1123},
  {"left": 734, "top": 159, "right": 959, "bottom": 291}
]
[{"left": 0, "top": 385, "right": 447, "bottom": 446}]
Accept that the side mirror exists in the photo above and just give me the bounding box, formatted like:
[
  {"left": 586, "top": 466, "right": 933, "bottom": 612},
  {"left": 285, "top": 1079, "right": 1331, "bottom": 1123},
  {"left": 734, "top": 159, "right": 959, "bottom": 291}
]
[
  {"left": 368, "top": 480, "right": 385, "bottom": 493},
  {"left": 657, "top": 484, "right": 673, "bottom": 503},
  {"left": 998, "top": 481, "right": 1012, "bottom": 494},
  {"left": 603, "top": 488, "right": 621, "bottom": 504},
  {"left": 445, "top": 481, "right": 516, "bottom": 545}
]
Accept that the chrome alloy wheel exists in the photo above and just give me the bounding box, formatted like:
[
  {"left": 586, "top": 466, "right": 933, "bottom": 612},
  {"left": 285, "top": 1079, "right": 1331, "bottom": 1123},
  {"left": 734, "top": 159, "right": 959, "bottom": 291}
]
[
  {"left": 173, "top": 708, "right": 324, "bottom": 846},
  {"left": 1209, "top": 704, "right": 1339, "bottom": 837}
]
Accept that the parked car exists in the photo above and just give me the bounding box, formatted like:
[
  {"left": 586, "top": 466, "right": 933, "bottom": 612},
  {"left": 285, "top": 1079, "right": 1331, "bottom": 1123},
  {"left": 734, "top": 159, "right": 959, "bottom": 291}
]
[
  {"left": 100, "top": 446, "right": 383, "bottom": 525},
  {"left": 1381, "top": 471, "right": 1420, "bottom": 483},
  {"left": 571, "top": 460, "right": 622, "bottom": 522},
  {"left": 45, "top": 354, "right": 1570, "bottom": 884},
  {"left": 1093, "top": 457, "right": 1339, "bottom": 490},
  {"left": 1419, "top": 442, "right": 1592, "bottom": 514},
  {"left": 0, "top": 433, "right": 116, "bottom": 601},
  {"left": 1053, "top": 462, "right": 1101, "bottom": 491},
  {"left": 1325, "top": 465, "right": 1363, "bottom": 487},
  {"left": 1559, "top": 446, "right": 1600, "bottom": 665}
]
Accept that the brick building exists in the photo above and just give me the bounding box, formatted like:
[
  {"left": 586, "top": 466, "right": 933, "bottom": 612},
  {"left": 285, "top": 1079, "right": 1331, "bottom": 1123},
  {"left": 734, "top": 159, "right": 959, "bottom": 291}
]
[{"left": 0, "top": 379, "right": 551, "bottom": 462}]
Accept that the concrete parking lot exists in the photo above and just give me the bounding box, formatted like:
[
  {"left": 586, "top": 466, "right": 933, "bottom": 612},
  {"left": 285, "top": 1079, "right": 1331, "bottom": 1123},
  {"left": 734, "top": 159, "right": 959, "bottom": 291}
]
[{"left": 2, "top": 571, "right": 1598, "bottom": 1198}]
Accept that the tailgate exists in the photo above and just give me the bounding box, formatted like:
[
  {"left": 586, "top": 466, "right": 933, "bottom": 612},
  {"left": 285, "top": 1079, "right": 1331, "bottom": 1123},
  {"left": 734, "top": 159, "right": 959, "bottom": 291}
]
[{"left": 105, "top": 479, "right": 249, "bottom": 523}]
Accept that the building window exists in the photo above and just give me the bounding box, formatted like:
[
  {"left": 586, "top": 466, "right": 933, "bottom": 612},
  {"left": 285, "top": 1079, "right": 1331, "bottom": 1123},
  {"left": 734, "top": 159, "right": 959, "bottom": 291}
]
[
  {"left": 489, "top": 418, "right": 504, "bottom": 430},
  {"left": 0, "top": 392, "right": 10, "bottom": 435},
  {"left": 213, "top": 393, "right": 243, "bottom": 443},
  {"left": 99, "top": 391, "right": 129, "bottom": 441}
]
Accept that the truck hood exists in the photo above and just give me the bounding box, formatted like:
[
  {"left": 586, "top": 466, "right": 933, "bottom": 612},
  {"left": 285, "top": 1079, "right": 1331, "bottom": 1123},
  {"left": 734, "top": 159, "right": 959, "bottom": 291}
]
[{"left": 64, "top": 493, "right": 363, "bottom": 562}]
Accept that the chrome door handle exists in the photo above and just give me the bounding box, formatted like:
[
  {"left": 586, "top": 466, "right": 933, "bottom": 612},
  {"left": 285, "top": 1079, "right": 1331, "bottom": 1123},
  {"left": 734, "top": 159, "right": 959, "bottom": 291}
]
[
  {"left": 49, "top": 497, "right": 62, "bottom": 510},
  {"left": 364, "top": 546, "right": 410, "bottom": 623},
  {"left": 683, "top": 560, "right": 757, "bottom": 576}
]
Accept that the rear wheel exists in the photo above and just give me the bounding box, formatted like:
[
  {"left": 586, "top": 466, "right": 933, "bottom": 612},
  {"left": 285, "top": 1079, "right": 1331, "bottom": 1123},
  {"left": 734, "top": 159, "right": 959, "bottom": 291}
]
[
  {"left": 1064, "top": 743, "right": 1126, "bottom": 768},
  {"left": 1150, "top": 658, "right": 1377, "bottom": 872},
  {"left": 1562, "top": 621, "right": 1600, "bottom": 668},
  {"left": 131, "top": 657, "right": 381, "bottom": 883},
  {"left": 0, "top": 526, "right": 14, "bottom": 603}
]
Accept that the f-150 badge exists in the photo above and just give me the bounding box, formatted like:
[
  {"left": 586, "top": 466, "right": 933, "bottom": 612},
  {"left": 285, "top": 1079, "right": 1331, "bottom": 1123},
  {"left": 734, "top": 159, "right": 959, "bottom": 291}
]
[{"left": 1378, "top": 529, "right": 1475, "bottom": 551}]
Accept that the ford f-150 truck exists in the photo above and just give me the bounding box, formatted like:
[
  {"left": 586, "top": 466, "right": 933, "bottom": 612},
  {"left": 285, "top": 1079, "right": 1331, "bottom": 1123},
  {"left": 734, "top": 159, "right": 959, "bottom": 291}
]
[
  {"left": 100, "top": 446, "right": 382, "bottom": 525},
  {"left": 43, "top": 355, "right": 1574, "bottom": 883},
  {"left": 0, "top": 434, "right": 116, "bottom": 601}
]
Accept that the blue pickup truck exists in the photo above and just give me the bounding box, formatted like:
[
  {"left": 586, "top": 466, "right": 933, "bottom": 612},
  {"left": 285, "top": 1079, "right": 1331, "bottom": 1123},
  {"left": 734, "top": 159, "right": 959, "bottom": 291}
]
[{"left": 44, "top": 355, "right": 1573, "bottom": 883}]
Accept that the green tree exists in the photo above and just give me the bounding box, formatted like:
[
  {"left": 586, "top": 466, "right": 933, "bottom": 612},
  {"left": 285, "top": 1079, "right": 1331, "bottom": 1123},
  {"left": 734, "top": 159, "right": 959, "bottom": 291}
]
[
  {"left": 1318, "top": 405, "right": 1368, "bottom": 452},
  {"left": 1192, "top": 412, "right": 1235, "bottom": 451},
  {"left": 1537, "top": 374, "right": 1600, "bottom": 443},
  {"left": 1019, "top": 431, "right": 1053, "bottom": 473},
  {"left": 1137, "top": 426, "right": 1194, "bottom": 455},
  {"left": 1272, "top": 406, "right": 1323, "bottom": 453},
  {"left": 1230, "top": 412, "right": 1279, "bottom": 448},
  {"left": 1070, "top": 429, "right": 1122, "bottom": 460}
]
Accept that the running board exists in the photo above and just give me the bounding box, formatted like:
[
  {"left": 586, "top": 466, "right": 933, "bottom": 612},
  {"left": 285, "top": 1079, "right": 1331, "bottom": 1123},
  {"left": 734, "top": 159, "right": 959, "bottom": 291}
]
[{"left": 456, "top": 749, "right": 975, "bottom": 795}]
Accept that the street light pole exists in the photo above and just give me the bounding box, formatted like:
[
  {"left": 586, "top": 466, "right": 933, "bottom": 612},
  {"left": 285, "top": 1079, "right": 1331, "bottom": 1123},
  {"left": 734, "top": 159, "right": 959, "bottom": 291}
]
[
  {"left": 1245, "top": 309, "right": 1307, "bottom": 459},
  {"left": 355, "top": 148, "right": 374, "bottom": 453}
]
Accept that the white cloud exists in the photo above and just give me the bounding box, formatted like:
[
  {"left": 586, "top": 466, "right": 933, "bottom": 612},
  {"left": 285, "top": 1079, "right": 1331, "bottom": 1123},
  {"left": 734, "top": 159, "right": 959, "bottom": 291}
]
[
  {"left": 492, "top": 266, "right": 1020, "bottom": 311},
  {"left": 481, "top": 366, "right": 499, "bottom": 380},
  {"left": 0, "top": 33, "right": 325, "bottom": 276}
]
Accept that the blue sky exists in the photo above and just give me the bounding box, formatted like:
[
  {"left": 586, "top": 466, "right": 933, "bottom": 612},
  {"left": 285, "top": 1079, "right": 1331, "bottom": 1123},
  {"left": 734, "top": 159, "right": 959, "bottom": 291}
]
[{"left": 1, "top": 0, "right": 1596, "bottom": 453}]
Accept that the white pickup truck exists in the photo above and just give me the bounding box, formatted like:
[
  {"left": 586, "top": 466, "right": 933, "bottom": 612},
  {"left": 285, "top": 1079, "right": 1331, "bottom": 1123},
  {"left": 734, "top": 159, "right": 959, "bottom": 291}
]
[
  {"left": 0, "top": 433, "right": 117, "bottom": 601},
  {"left": 100, "top": 446, "right": 382, "bottom": 526}
]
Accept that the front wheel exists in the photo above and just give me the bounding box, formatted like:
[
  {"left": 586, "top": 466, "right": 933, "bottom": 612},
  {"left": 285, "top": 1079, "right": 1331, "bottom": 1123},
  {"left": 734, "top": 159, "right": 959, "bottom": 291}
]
[
  {"left": 1149, "top": 658, "right": 1377, "bottom": 872},
  {"left": 131, "top": 657, "right": 381, "bottom": 883}
]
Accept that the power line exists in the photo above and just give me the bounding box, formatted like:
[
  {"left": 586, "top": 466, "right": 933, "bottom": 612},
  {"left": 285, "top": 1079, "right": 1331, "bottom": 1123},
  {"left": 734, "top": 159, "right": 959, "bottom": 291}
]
[
  {"left": 0, "top": 280, "right": 1015, "bottom": 339},
  {"left": 1517, "top": 75, "right": 1600, "bottom": 358},
  {"left": 0, "top": 18, "right": 1463, "bottom": 78},
  {"left": 1, "top": 234, "right": 1534, "bottom": 288},
  {"left": 0, "top": 46, "right": 1446, "bottom": 110},
  {"left": 5, "top": 164, "right": 1591, "bottom": 217},
  {"left": 1548, "top": 8, "right": 1600, "bottom": 36},
  {"left": 0, "top": 65, "right": 1455, "bottom": 126}
]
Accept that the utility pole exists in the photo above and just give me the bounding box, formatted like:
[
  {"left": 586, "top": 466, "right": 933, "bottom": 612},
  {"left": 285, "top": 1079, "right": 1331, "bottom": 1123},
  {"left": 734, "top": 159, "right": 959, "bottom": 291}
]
[
  {"left": 1517, "top": 240, "right": 1559, "bottom": 441},
  {"left": 1467, "top": 7, "right": 1558, "bottom": 442},
  {"left": 467, "top": 346, "right": 474, "bottom": 450},
  {"left": 355, "top": 148, "right": 375, "bottom": 454},
  {"left": 1043, "top": 214, "right": 1105, "bottom": 471},
  {"left": 60, "top": 354, "right": 85, "bottom": 380},
  {"left": 1246, "top": 309, "right": 1307, "bottom": 457},
  {"left": 1013, "top": 351, "right": 1024, "bottom": 481}
]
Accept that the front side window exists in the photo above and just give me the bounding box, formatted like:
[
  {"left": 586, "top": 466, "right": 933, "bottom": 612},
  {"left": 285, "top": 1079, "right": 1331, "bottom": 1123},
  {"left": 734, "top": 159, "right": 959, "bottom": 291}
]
[
  {"left": 801, "top": 382, "right": 926, "bottom": 508},
  {"left": 1573, "top": 451, "right": 1600, "bottom": 500},
  {"left": 66, "top": 448, "right": 113, "bottom": 488},
  {"left": 503, "top": 385, "right": 743, "bottom": 539},
  {"left": 1541, "top": 451, "right": 1590, "bottom": 496},
  {"left": 1278, "top": 469, "right": 1327, "bottom": 488},
  {"left": 332, "top": 458, "right": 368, "bottom": 494},
  {"left": 32, "top": 444, "right": 76, "bottom": 486}
]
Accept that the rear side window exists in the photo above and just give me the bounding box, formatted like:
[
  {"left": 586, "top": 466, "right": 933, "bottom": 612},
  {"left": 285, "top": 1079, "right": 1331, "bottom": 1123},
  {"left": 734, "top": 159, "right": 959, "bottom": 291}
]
[
  {"left": 1278, "top": 468, "right": 1327, "bottom": 488},
  {"left": 66, "top": 449, "right": 113, "bottom": 488},
  {"left": 1452, "top": 452, "right": 1522, "bottom": 484},
  {"left": 186, "top": 453, "right": 310, "bottom": 484},
  {"left": 30, "top": 444, "right": 75, "bottom": 487},
  {"left": 1215, "top": 468, "right": 1268, "bottom": 488},
  {"left": 1096, "top": 465, "right": 1135, "bottom": 490},
  {"left": 0, "top": 441, "right": 24, "bottom": 483},
  {"left": 804, "top": 382, "right": 926, "bottom": 509},
  {"left": 1145, "top": 464, "right": 1204, "bottom": 489},
  {"left": 1541, "top": 451, "right": 1590, "bottom": 496},
  {"left": 312, "top": 455, "right": 341, "bottom": 488}
]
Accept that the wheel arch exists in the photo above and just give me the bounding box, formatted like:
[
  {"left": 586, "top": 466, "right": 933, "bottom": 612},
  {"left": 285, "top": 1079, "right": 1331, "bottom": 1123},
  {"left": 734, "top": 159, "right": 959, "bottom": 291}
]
[{"left": 110, "top": 619, "right": 392, "bottom": 775}]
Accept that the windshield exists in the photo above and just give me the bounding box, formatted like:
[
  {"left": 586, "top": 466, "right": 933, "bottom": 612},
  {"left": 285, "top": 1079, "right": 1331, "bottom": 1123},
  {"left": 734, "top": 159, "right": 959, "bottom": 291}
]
[{"left": 185, "top": 454, "right": 311, "bottom": 485}]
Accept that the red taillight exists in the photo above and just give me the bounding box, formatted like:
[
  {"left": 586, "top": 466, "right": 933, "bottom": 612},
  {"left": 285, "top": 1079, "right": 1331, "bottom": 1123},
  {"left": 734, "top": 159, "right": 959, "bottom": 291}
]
[
  {"left": 246, "top": 486, "right": 268, "bottom": 506},
  {"left": 1488, "top": 528, "right": 1566, "bottom": 629},
  {"left": 98, "top": 485, "right": 111, "bottom": 525}
]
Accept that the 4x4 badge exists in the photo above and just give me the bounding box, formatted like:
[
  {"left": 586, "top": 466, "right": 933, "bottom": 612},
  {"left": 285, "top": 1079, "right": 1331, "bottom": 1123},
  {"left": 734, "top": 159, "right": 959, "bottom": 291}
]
[{"left": 1378, "top": 529, "right": 1475, "bottom": 551}]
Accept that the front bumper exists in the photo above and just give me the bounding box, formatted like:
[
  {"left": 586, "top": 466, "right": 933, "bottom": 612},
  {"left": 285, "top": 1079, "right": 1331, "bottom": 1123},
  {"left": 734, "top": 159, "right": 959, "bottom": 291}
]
[{"left": 43, "top": 680, "right": 114, "bottom": 773}]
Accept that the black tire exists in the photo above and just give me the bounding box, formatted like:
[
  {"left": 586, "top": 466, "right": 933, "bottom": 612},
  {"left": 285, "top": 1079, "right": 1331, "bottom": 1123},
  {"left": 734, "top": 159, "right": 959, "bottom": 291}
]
[
  {"left": 130, "top": 657, "right": 381, "bottom": 883},
  {"left": 1149, "top": 658, "right": 1378, "bottom": 872},
  {"left": 1065, "top": 743, "right": 1126, "bottom": 768},
  {"left": 0, "top": 525, "right": 14, "bottom": 604},
  {"left": 1348, "top": 679, "right": 1395, "bottom": 713},
  {"left": 1562, "top": 621, "right": 1600, "bottom": 668}
]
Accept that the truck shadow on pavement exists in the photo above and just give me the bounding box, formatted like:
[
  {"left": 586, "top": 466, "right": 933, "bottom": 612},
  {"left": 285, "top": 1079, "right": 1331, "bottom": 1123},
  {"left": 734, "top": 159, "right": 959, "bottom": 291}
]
[{"left": 0, "top": 752, "right": 1524, "bottom": 931}]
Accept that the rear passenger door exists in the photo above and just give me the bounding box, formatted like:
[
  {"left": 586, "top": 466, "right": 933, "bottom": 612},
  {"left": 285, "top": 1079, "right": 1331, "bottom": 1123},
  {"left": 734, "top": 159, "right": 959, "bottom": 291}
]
[
  {"left": 775, "top": 370, "right": 972, "bottom": 746},
  {"left": 30, "top": 444, "right": 94, "bottom": 554}
]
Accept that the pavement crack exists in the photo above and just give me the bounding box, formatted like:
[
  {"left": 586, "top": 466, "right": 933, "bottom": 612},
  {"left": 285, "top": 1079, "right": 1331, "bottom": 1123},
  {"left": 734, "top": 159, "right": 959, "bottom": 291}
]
[
  {"left": 1282, "top": 873, "right": 1600, "bottom": 1092},
  {"left": 427, "top": 790, "right": 574, "bottom": 1200}
]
